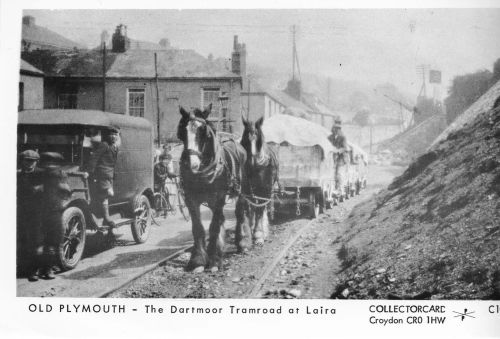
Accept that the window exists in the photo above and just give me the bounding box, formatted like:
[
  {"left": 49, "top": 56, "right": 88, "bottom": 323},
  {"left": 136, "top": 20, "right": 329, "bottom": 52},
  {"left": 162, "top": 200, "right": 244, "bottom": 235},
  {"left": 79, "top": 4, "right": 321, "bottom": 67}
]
[
  {"left": 18, "top": 82, "right": 24, "bottom": 111},
  {"left": 128, "top": 88, "right": 145, "bottom": 117},
  {"left": 57, "top": 93, "right": 78, "bottom": 109},
  {"left": 201, "top": 87, "right": 221, "bottom": 112}
]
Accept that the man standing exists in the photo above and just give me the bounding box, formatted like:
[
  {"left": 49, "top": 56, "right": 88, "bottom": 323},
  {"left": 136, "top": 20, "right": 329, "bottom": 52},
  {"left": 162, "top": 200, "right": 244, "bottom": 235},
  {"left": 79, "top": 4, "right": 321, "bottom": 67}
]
[
  {"left": 328, "top": 118, "right": 347, "bottom": 151},
  {"left": 17, "top": 150, "right": 44, "bottom": 281},
  {"left": 85, "top": 127, "right": 120, "bottom": 232},
  {"left": 328, "top": 118, "right": 349, "bottom": 200},
  {"left": 38, "top": 152, "right": 71, "bottom": 279}
]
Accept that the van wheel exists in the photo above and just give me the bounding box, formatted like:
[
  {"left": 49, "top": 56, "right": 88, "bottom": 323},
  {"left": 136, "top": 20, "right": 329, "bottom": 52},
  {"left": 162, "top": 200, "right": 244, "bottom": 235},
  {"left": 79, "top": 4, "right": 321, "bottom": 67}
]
[
  {"left": 131, "top": 195, "right": 152, "bottom": 243},
  {"left": 58, "top": 207, "right": 87, "bottom": 271}
]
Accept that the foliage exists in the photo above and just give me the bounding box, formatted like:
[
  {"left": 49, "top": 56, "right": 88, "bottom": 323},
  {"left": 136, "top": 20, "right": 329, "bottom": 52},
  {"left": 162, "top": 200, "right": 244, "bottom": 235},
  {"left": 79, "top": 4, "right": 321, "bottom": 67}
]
[
  {"left": 444, "top": 69, "right": 492, "bottom": 124},
  {"left": 21, "top": 50, "right": 60, "bottom": 74},
  {"left": 353, "top": 108, "right": 374, "bottom": 127},
  {"left": 492, "top": 58, "right": 500, "bottom": 84}
]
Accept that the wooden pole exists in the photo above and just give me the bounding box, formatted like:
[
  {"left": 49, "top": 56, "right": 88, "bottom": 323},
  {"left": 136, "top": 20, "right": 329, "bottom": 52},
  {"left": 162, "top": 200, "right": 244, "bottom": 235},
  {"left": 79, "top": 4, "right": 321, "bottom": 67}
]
[
  {"left": 154, "top": 53, "right": 161, "bottom": 148},
  {"left": 102, "top": 42, "right": 106, "bottom": 111},
  {"left": 247, "top": 78, "right": 251, "bottom": 119}
]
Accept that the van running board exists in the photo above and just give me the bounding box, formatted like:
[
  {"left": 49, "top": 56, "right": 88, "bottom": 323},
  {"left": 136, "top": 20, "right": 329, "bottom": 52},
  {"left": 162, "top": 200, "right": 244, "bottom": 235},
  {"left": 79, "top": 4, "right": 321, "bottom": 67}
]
[{"left": 95, "top": 218, "right": 133, "bottom": 232}]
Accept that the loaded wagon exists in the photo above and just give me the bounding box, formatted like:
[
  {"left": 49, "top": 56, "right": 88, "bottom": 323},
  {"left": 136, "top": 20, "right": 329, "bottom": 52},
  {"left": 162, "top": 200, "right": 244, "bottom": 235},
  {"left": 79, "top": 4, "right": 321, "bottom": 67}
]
[{"left": 262, "top": 114, "right": 339, "bottom": 218}]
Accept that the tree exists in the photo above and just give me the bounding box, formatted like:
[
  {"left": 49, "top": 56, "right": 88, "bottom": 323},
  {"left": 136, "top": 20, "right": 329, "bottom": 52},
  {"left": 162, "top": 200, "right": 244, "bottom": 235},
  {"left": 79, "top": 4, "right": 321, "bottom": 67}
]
[
  {"left": 492, "top": 58, "right": 500, "bottom": 84},
  {"left": 353, "top": 108, "right": 375, "bottom": 153},
  {"left": 444, "top": 70, "right": 492, "bottom": 124},
  {"left": 353, "top": 108, "right": 374, "bottom": 127}
]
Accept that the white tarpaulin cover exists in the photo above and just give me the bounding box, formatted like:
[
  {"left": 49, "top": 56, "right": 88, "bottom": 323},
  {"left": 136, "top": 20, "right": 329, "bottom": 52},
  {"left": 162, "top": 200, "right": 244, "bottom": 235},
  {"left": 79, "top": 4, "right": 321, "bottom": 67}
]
[
  {"left": 262, "top": 114, "right": 338, "bottom": 155},
  {"left": 347, "top": 141, "right": 369, "bottom": 164}
]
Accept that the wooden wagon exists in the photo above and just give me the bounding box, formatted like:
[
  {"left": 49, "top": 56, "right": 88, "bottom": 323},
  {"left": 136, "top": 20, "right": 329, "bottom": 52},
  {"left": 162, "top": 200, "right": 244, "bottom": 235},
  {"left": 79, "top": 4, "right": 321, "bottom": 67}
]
[{"left": 262, "top": 115, "right": 339, "bottom": 218}]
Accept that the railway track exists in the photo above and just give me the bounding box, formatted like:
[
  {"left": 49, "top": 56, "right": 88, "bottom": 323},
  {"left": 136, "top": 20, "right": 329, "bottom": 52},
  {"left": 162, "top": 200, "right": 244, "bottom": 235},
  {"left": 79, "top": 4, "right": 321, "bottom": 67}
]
[{"left": 104, "top": 216, "right": 318, "bottom": 298}]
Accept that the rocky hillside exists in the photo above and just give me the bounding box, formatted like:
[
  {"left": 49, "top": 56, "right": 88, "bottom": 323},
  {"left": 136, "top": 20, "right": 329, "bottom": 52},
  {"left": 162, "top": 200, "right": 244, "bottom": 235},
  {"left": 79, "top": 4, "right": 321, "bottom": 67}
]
[{"left": 331, "top": 103, "right": 500, "bottom": 300}]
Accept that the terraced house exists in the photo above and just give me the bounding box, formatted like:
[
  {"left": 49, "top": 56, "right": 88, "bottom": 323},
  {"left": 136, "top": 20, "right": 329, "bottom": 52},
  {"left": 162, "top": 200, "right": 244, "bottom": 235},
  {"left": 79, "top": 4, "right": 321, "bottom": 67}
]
[{"left": 21, "top": 26, "right": 244, "bottom": 141}]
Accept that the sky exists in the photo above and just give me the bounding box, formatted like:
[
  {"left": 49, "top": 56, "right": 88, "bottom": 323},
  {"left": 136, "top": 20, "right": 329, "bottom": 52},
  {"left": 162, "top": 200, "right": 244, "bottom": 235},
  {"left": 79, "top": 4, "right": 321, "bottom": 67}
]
[{"left": 23, "top": 9, "right": 500, "bottom": 97}]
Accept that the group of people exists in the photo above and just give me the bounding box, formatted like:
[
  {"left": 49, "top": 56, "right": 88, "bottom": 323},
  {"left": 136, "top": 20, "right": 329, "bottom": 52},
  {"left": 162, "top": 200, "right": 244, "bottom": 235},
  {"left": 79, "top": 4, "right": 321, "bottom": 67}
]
[
  {"left": 17, "top": 127, "right": 121, "bottom": 282},
  {"left": 17, "top": 150, "right": 71, "bottom": 281}
]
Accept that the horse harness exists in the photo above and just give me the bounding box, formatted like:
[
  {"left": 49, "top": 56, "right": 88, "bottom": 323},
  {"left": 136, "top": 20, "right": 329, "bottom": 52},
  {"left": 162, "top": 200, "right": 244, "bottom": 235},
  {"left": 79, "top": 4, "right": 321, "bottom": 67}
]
[{"left": 182, "top": 115, "right": 243, "bottom": 195}]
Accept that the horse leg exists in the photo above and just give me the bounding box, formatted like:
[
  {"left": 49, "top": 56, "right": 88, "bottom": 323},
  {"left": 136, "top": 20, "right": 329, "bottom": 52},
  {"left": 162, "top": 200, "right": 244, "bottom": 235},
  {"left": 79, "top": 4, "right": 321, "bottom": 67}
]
[
  {"left": 262, "top": 206, "right": 269, "bottom": 238},
  {"left": 253, "top": 206, "right": 267, "bottom": 245},
  {"left": 185, "top": 199, "right": 207, "bottom": 272},
  {"left": 207, "top": 197, "right": 226, "bottom": 271},
  {"left": 235, "top": 196, "right": 252, "bottom": 253}
]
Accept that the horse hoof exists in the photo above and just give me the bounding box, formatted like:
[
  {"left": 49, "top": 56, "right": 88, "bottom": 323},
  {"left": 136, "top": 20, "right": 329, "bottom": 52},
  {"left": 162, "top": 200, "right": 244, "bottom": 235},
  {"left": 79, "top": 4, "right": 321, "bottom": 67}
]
[
  {"left": 192, "top": 266, "right": 205, "bottom": 273},
  {"left": 237, "top": 246, "right": 249, "bottom": 254},
  {"left": 209, "top": 266, "right": 219, "bottom": 273},
  {"left": 254, "top": 238, "right": 264, "bottom": 246}
]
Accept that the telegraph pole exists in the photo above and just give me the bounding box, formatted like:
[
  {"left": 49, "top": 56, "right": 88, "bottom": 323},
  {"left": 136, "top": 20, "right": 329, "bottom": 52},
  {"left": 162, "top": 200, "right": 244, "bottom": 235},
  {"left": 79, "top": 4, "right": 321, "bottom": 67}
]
[
  {"left": 154, "top": 53, "right": 161, "bottom": 148},
  {"left": 291, "top": 25, "right": 296, "bottom": 80},
  {"left": 102, "top": 42, "right": 106, "bottom": 111},
  {"left": 416, "top": 64, "right": 428, "bottom": 97},
  {"left": 247, "top": 77, "right": 251, "bottom": 119}
]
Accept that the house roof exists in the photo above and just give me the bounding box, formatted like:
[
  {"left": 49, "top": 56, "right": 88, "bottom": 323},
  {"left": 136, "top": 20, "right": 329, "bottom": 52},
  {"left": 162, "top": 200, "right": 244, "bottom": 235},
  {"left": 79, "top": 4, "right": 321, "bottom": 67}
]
[
  {"left": 301, "top": 92, "right": 336, "bottom": 116},
  {"left": 20, "top": 59, "right": 44, "bottom": 76},
  {"left": 22, "top": 21, "right": 86, "bottom": 50},
  {"left": 242, "top": 80, "right": 312, "bottom": 113},
  {"left": 22, "top": 48, "right": 239, "bottom": 79},
  {"left": 107, "top": 49, "right": 238, "bottom": 78}
]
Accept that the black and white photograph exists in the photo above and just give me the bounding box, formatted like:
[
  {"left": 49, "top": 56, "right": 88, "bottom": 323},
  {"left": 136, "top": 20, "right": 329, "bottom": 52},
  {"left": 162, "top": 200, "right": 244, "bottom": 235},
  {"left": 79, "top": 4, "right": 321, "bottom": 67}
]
[
  {"left": 12, "top": 5, "right": 500, "bottom": 300},
  {"left": 2, "top": 1, "right": 500, "bottom": 337}
]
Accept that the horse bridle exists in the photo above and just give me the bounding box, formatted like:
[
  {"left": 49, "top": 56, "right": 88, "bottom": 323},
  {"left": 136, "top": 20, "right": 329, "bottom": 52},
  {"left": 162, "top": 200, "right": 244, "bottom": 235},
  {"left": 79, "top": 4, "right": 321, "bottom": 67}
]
[{"left": 182, "top": 114, "right": 224, "bottom": 184}]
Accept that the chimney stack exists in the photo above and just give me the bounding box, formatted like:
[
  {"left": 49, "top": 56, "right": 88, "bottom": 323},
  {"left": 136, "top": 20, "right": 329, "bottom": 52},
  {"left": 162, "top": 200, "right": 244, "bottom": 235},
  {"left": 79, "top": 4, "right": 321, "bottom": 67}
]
[
  {"left": 111, "top": 24, "right": 130, "bottom": 53},
  {"left": 231, "top": 35, "right": 246, "bottom": 77}
]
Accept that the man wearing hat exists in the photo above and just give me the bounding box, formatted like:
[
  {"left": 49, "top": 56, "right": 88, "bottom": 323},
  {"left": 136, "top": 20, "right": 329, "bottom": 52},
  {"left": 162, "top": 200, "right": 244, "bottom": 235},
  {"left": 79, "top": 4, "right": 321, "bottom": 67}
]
[
  {"left": 154, "top": 152, "right": 175, "bottom": 192},
  {"left": 17, "top": 150, "right": 44, "bottom": 281},
  {"left": 84, "top": 127, "right": 120, "bottom": 232},
  {"left": 328, "top": 118, "right": 349, "bottom": 199},
  {"left": 38, "top": 152, "right": 72, "bottom": 279},
  {"left": 328, "top": 118, "right": 347, "bottom": 150}
]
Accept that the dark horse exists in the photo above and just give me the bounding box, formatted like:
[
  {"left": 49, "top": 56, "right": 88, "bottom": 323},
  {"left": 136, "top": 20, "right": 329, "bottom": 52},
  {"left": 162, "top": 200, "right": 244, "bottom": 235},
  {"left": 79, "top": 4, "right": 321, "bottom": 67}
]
[
  {"left": 236, "top": 116, "right": 279, "bottom": 250},
  {"left": 177, "top": 104, "right": 247, "bottom": 272}
]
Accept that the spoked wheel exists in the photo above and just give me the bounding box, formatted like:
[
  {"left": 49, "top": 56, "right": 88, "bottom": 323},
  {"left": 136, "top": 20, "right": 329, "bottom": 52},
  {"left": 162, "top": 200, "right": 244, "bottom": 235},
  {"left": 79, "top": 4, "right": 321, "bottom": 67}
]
[
  {"left": 131, "top": 195, "right": 152, "bottom": 243},
  {"left": 176, "top": 188, "right": 190, "bottom": 222},
  {"left": 153, "top": 192, "right": 169, "bottom": 219},
  {"left": 57, "top": 207, "right": 87, "bottom": 271}
]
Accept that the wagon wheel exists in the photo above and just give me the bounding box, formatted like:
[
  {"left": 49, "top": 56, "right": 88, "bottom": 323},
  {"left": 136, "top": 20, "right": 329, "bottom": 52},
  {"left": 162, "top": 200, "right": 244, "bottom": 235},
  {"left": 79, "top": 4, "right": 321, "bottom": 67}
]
[
  {"left": 57, "top": 207, "right": 87, "bottom": 271},
  {"left": 308, "top": 191, "right": 320, "bottom": 219},
  {"left": 131, "top": 195, "right": 152, "bottom": 243}
]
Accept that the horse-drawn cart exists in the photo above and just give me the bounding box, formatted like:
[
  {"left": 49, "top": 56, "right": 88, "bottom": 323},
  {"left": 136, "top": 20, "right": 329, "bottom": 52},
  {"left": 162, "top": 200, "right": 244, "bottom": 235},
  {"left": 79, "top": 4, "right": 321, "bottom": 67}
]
[{"left": 263, "top": 115, "right": 339, "bottom": 218}]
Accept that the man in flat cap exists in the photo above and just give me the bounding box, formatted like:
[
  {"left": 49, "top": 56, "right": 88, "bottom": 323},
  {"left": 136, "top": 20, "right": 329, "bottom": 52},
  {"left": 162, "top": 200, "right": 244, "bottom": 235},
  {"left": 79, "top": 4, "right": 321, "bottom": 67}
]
[
  {"left": 84, "top": 127, "right": 120, "bottom": 234},
  {"left": 328, "top": 118, "right": 350, "bottom": 200},
  {"left": 17, "top": 150, "right": 44, "bottom": 281}
]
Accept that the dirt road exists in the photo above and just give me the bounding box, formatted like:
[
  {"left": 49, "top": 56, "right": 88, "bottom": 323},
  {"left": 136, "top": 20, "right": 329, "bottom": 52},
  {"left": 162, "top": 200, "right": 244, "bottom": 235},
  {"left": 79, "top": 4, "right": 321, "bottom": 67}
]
[
  {"left": 16, "top": 207, "right": 224, "bottom": 297},
  {"left": 111, "top": 165, "right": 403, "bottom": 299}
]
